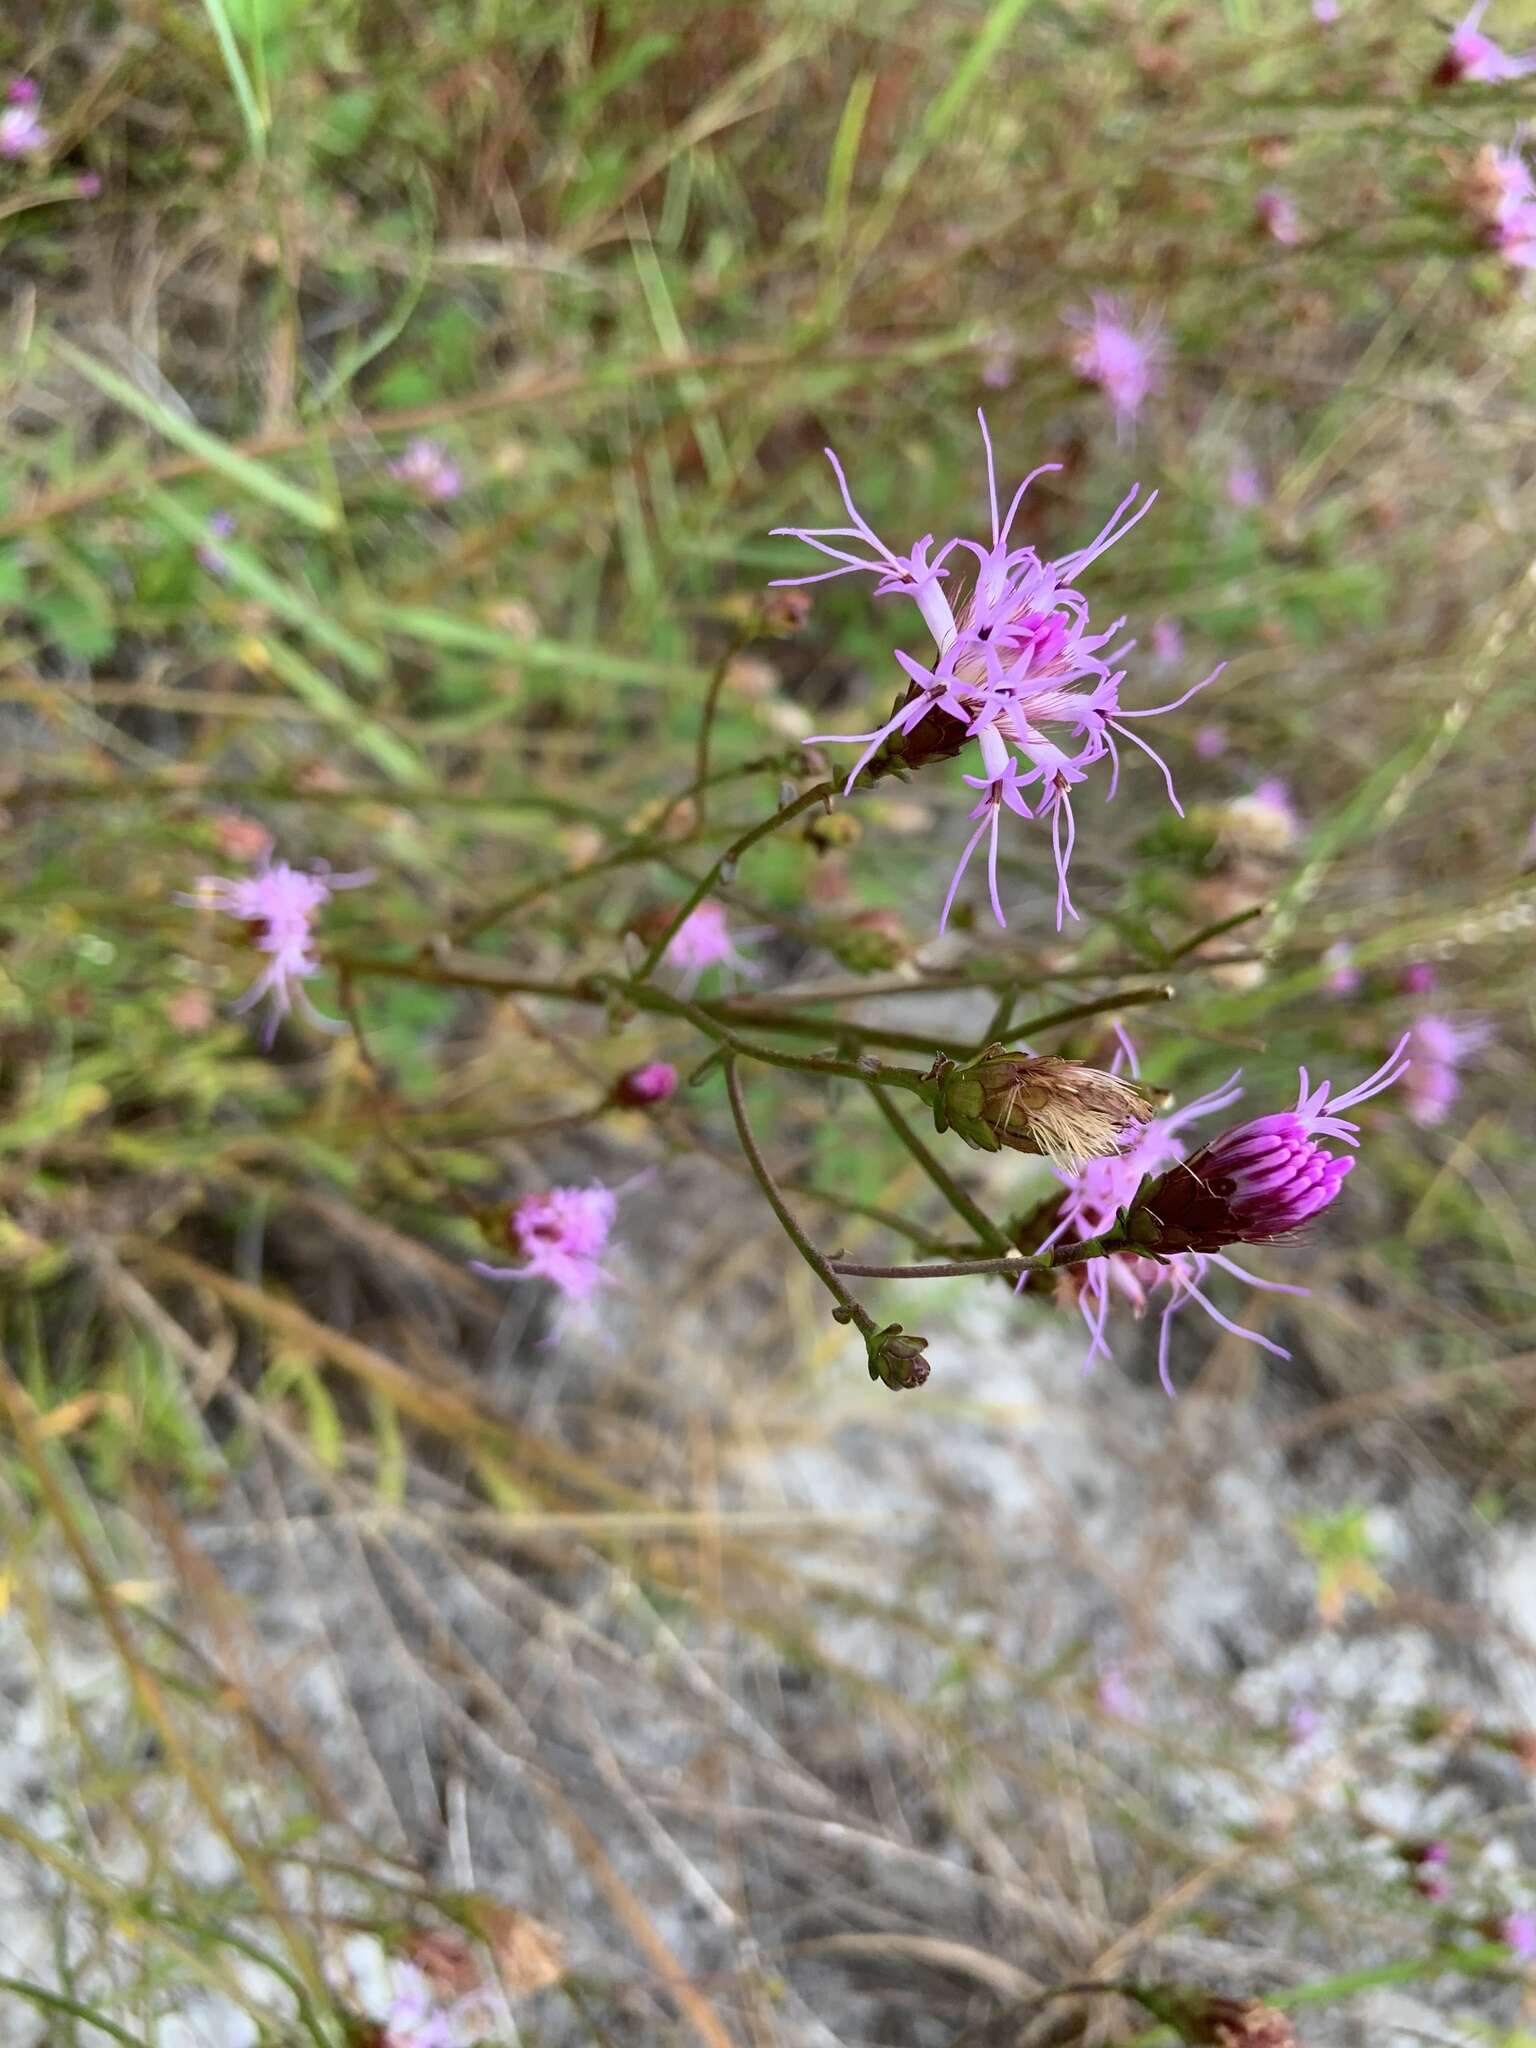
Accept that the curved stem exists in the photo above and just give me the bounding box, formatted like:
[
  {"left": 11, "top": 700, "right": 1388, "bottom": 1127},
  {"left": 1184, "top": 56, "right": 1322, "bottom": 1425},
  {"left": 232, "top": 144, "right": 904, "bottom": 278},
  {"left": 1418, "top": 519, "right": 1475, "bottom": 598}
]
[
  {"left": 866, "top": 1083, "right": 1010, "bottom": 1254},
  {"left": 723, "top": 1058, "right": 876, "bottom": 1337},
  {"left": 829, "top": 1230, "right": 1122, "bottom": 1281}
]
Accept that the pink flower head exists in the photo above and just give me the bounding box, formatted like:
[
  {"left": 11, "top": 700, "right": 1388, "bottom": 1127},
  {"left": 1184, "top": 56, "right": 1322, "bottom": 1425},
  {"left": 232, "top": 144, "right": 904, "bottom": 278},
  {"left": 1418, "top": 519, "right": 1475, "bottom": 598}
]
[
  {"left": 75, "top": 169, "right": 101, "bottom": 199},
  {"left": 1256, "top": 187, "right": 1303, "bottom": 246},
  {"left": 388, "top": 439, "right": 462, "bottom": 502},
  {"left": 181, "top": 852, "right": 370, "bottom": 1043},
  {"left": 1323, "top": 940, "right": 1361, "bottom": 996},
  {"left": 1470, "top": 144, "right": 1536, "bottom": 268},
  {"left": 614, "top": 1060, "right": 678, "bottom": 1107},
  {"left": 1313, "top": 0, "right": 1340, "bottom": 21},
  {"left": 1150, "top": 615, "right": 1184, "bottom": 671},
  {"left": 1436, "top": 2, "right": 1536, "bottom": 83},
  {"left": 774, "top": 414, "right": 1222, "bottom": 931},
  {"left": 1399, "top": 960, "right": 1436, "bottom": 995},
  {"left": 1033, "top": 1040, "right": 1407, "bottom": 1394},
  {"left": 1226, "top": 456, "right": 1267, "bottom": 509},
  {"left": 1142, "top": 1036, "right": 1412, "bottom": 1248},
  {"left": 1409, "top": 1839, "right": 1452, "bottom": 1901},
  {"left": 380, "top": 1959, "right": 482, "bottom": 2048},
  {"left": 663, "top": 899, "right": 762, "bottom": 992},
  {"left": 474, "top": 1184, "right": 619, "bottom": 1304},
  {"left": 1067, "top": 296, "right": 1166, "bottom": 435},
  {"left": 1095, "top": 1661, "right": 1144, "bottom": 1721},
  {"left": 0, "top": 89, "right": 48, "bottom": 157},
  {"left": 197, "top": 510, "right": 236, "bottom": 577},
  {"left": 1404, "top": 1013, "right": 1491, "bottom": 1126},
  {"left": 1501, "top": 1908, "right": 1536, "bottom": 1958},
  {"left": 1193, "top": 722, "right": 1228, "bottom": 760},
  {"left": 1286, "top": 1695, "right": 1323, "bottom": 1746}
]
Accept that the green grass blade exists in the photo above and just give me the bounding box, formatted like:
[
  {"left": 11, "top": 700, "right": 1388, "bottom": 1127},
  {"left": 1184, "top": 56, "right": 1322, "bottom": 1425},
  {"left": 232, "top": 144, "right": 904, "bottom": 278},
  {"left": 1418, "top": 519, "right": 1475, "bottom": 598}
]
[
  {"left": 53, "top": 339, "right": 334, "bottom": 531},
  {"left": 196, "top": 0, "right": 268, "bottom": 158}
]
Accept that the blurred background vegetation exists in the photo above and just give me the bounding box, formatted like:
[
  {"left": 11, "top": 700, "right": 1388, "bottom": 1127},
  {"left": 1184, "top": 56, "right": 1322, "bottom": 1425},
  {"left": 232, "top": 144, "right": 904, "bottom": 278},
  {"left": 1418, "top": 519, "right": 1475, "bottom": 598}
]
[{"left": 3, "top": 0, "right": 1536, "bottom": 2042}]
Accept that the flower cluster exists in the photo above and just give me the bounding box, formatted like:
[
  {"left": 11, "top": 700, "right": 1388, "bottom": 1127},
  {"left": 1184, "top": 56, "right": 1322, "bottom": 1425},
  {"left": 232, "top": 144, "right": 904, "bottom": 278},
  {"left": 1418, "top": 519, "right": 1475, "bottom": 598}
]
[
  {"left": 183, "top": 851, "right": 370, "bottom": 1043},
  {"left": 1034, "top": 1039, "right": 1408, "bottom": 1393},
  {"left": 776, "top": 414, "right": 1220, "bottom": 929}
]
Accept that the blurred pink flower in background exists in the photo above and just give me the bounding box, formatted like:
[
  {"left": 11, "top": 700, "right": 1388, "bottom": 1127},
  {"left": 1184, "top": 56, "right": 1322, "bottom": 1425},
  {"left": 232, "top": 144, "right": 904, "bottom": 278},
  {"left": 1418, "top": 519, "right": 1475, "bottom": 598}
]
[
  {"left": 388, "top": 439, "right": 463, "bottom": 502},
  {"left": 1501, "top": 1908, "right": 1536, "bottom": 1958},
  {"left": 1067, "top": 296, "right": 1166, "bottom": 435},
  {"left": 1399, "top": 960, "right": 1437, "bottom": 995},
  {"left": 1193, "top": 722, "right": 1228, "bottom": 760},
  {"left": 1435, "top": 2, "right": 1536, "bottom": 83},
  {"left": 1256, "top": 187, "right": 1303, "bottom": 245},
  {"left": 0, "top": 79, "right": 49, "bottom": 157},
  {"left": 664, "top": 899, "right": 763, "bottom": 992},
  {"left": 181, "top": 853, "right": 370, "bottom": 1042},
  {"left": 1323, "top": 941, "right": 1360, "bottom": 996},
  {"left": 1404, "top": 1014, "right": 1492, "bottom": 1126},
  {"left": 1312, "top": 0, "right": 1340, "bottom": 22},
  {"left": 1150, "top": 614, "right": 1184, "bottom": 670},
  {"left": 474, "top": 1184, "right": 620, "bottom": 1303},
  {"left": 1226, "top": 457, "right": 1266, "bottom": 509},
  {"left": 197, "top": 510, "right": 236, "bottom": 577}
]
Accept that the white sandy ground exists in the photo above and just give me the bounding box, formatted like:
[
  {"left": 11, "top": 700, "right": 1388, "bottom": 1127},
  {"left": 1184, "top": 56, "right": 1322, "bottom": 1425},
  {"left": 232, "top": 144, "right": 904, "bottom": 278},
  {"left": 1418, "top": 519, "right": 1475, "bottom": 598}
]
[{"left": 5, "top": 1253, "right": 1536, "bottom": 2046}]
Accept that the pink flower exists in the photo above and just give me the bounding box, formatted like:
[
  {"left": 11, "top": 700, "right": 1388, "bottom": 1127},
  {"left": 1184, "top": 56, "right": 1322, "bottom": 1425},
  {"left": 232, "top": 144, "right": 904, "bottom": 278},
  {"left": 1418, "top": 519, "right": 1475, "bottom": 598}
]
[
  {"left": 1323, "top": 941, "right": 1360, "bottom": 996},
  {"left": 775, "top": 414, "right": 1220, "bottom": 930},
  {"left": 379, "top": 1960, "right": 481, "bottom": 2047},
  {"left": 1501, "top": 1908, "right": 1536, "bottom": 1958},
  {"left": 1256, "top": 187, "right": 1303, "bottom": 246},
  {"left": 1408, "top": 1839, "right": 1451, "bottom": 1901},
  {"left": 1286, "top": 1696, "right": 1323, "bottom": 1745},
  {"left": 1193, "top": 722, "right": 1228, "bottom": 760},
  {"left": 1436, "top": 3, "right": 1536, "bottom": 83},
  {"left": 1131, "top": 1037, "right": 1411, "bottom": 1252},
  {"left": 0, "top": 85, "right": 48, "bottom": 157},
  {"left": 1226, "top": 457, "right": 1266, "bottom": 509},
  {"left": 1150, "top": 615, "right": 1184, "bottom": 671},
  {"left": 388, "top": 439, "right": 462, "bottom": 502},
  {"left": 473, "top": 1184, "right": 619, "bottom": 1303},
  {"left": 664, "top": 899, "right": 762, "bottom": 992},
  {"left": 1313, "top": 0, "right": 1340, "bottom": 21},
  {"left": 75, "top": 169, "right": 101, "bottom": 199},
  {"left": 1067, "top": 296, "right": 1166, "bottom": 435},
  {"left": 1399, "top": 960, "right": 1436, "bottom": 995},
  {"left": 613, "top": 1060, "right": 678, "bottom": 1107},
  {"left": 181, "top": 852, "right": 370, "bottom": 1043},
  {"left": 1036, "top": 1040, "right": 1407, "bottom": 1394},
  {"left": 1404, "top": 1014, "right": 1491, "bottom": 1126},
  {"left": 1096, "top": 1661, "right": 1144, "bottom": 1721},
  {"left": 197, "top": 510, "right": 236, "bottom": 577}
]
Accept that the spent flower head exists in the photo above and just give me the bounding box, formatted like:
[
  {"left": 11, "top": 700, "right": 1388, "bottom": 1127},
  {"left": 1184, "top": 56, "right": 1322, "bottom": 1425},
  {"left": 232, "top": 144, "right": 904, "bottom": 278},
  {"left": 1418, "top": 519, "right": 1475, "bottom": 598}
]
[
  {"left": 922, "top": 1046, "right": 1152, "bottom": 1168},
  {"left": 180, "top": 851, "right": 370, "bottom": 1044},
  {"left": 774, "top": 413, "right": 1221, "bottom": 930}
]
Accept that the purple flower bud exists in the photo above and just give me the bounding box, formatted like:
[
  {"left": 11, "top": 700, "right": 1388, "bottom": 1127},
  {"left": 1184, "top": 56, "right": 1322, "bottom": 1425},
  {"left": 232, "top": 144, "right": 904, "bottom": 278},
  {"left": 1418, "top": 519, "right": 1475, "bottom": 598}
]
[
  {"left": 866, "top": 1323, "right": 930, "bottom": 1390},
  {"left": 1399, "top": 960, "right": 1436, "bottom": 995},
  {"left": 1500, "top": 1907, "right": 1536, "bottom": 1957},
  {"left": 75, "top": 170, "right": 101, "bottom": 199},
  {"left": 1323, "top": 941, "right": 1360, "bottom": 996},
  {"left": 613, "top": 1061, "right": 678, "bottom": 1107},
  {"left": 7, "top": 77, "right": 40, "bottom": 105},
  {"left": 1123, "top": 1038, "right": 1410, "bottom": 1255}
]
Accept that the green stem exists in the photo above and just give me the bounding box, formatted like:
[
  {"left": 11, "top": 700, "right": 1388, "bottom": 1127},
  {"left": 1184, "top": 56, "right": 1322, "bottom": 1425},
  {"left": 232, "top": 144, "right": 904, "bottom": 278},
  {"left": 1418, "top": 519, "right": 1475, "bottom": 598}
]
[
  {"left": 723, "top": 1059, "right": 876, "bottom": 1337},
  {"left": 866, "top": 1084, "right": 1010, "bottom": 1254},
  {"left": 828, "top": 1229, "right": 1122, "bottom": 1281},
  {"left": 0, "top": 1978, "right": 154, "bottom": 2048},
  {"left": 693, "top": 619, "right": 759, "bottom": 830},
  {"left": 631, "top": 777, "right": 838, "bottom": 982}
]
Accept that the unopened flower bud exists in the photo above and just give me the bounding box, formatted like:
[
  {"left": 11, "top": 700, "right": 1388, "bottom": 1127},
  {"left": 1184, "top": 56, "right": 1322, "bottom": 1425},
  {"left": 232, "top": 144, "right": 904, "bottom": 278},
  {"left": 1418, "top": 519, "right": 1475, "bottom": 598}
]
[
  {"left": 1128, "top": 1988, "right": 1298, "bottom": 2048},
  {"left": 921, "top": 1046, "right": 1152, "bottom": 1170},
  {"left": 866, "top": 1323, "right": 930, "bottom": 1390},
  {"left": 761, "top": 587, "right": 812, "bottom": 635},
  {"left": 803, "top": 809, "right": 861, "bottom": 854},
  {"left": 828, "top": 909, "right": 911, "bottom": 974},
  {"left": 612, "top": 1061, "right": 678, "bottom": 1108}
]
